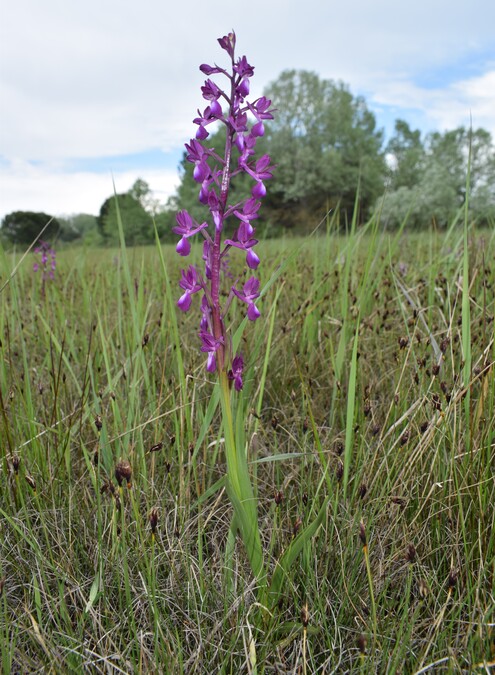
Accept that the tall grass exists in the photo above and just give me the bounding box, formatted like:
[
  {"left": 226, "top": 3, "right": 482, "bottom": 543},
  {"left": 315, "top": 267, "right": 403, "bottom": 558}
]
[{"left": 1, "top": 216, "right": 494, "bottom": 672}]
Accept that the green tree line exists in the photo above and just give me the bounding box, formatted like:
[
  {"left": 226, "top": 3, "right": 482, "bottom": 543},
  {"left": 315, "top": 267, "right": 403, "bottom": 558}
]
[{"left": 2, "top": 70, "right": 494, "bottom": 247}]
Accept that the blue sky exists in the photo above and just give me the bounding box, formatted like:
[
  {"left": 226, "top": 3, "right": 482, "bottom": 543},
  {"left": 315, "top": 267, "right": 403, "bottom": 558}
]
[{"left": 1, "top": 0, "right": 494, "bottom": 220}]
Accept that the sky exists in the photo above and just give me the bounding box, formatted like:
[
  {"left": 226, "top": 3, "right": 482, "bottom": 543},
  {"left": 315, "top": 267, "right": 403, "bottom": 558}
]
[{"left": 1, "top": 0, "right": 494, "bottom": 221}]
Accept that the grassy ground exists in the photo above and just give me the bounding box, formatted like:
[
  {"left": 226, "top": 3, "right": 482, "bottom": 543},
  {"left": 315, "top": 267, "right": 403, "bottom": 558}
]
[{"left": 1, "top": 223, "right": 494, "bottom": 673}]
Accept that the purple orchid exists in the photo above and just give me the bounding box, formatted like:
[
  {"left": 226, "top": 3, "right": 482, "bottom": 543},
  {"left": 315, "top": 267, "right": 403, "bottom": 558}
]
[
  {"left": 232, "top": 277, "right": 261, "bottom": 321},
  {"left": 173, "top": 210, "right": 209, "bottom": 256},
  {"left": 33, "top": 240, "right": 56, "bottom": 278},
  {"left": 228, "top": 354, "right": 244, "bottom": 391},
  {"left": 199, "top": 331, "right": 224, "bottom": 372},
  {"left": 33, "top": 240, "right": 56, "bottom": 297},
  {"left": 173, "top": 31, "right": 275, "bottom": 381},
  {"left": 177, "top": 266, "right": 202, "bottom": 312},
  {"left": 224, "top": 223, "right": 259, "bottom": 269}
]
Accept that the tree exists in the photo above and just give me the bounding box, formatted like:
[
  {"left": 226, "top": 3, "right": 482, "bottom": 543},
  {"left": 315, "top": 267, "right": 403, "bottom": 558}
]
[
  {"left": 58, "top": 213, "right": 97, "bottom": 242},
  {"left": 380, "top": 127, "right": 495, "bottom": 227},
  {"left": 0, "top": 211, "right": 60, "bottom": 245},
  {"left": 386, "top": 119, "right": 425, "bottom": 190},
  {"left": 129, "top": 178, "right": 163, "bottom": 216},
  {"left": 260, "top": 70, "right": 386, "bottom": 227},
  {"left": 97, "top": 192, "right": 153, "bottom": 246},
  {"left": 173, "top": 71, "right": 386, "bottom": 232}
]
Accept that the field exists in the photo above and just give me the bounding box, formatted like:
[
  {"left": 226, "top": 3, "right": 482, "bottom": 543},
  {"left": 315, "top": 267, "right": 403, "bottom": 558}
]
[{"left": 1, "top": 221, "right": 494, "bottom": 673}]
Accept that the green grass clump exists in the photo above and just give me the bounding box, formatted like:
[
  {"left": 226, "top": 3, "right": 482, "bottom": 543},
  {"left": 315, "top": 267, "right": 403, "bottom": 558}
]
[{"left": 1, "top": 221, "right": 494, "bottom": 673}]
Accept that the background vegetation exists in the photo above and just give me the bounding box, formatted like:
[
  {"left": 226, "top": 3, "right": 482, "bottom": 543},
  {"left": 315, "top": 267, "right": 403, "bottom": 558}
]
[
  {"left": 1, "top": 64, "right": 494, "bottom": 674},
  {"left": 2, "top": 70, "right": 494, "bottom": 247},
  {"left": 1, "top": 211, "right": 494, "bottom": 672}
]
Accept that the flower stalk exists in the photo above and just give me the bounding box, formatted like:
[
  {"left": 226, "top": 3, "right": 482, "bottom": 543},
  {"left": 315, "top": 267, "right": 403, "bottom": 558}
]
[
  {"left": 173, "top": 30, "right": 274, "bottom": 384},
  {"left": 172, "top": 31, "right": 274, "bottom": 590}
]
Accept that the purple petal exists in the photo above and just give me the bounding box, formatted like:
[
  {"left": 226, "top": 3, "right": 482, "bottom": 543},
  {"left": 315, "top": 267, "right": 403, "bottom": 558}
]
[
  {"left": 176, "top": 237, "right": 191, "bottom": 256},
  {"left": 196, "top": 125, "right": 209, "bottom": 141},
  {"left": 244, "top": 276, "right": 260, "bottom": 298},
  {"left": 210, "top": 99, "right": 222, "bottom": 116},
  {"left": 177, "top": 291, "right": 192, "bottom": 312},
  {"left": 252, "top": 181, "right": 266, "bottom": 199},
  {"left": 206, "top": 352, "right": 217, "bottom": 372},
  {"left": 252, "top": 121, "right": 264, "bottom": 137},
  {"left": 194, "top": 161, "right": 209, "bottom": 183},
  {"left": 247, "top": 303, "right": 260, "bottom": 321},
  {"left": 218, "top": 32, "right": 236, "bottom": 58},
  {"left": 246, "top": 249, "right": 260, "bottom": 269},
  {"left": 200, "top": 64, "right": 217, "bottom": 75},
  {"left": 238, "top": 78, "right": 250, "bottom": 98}
]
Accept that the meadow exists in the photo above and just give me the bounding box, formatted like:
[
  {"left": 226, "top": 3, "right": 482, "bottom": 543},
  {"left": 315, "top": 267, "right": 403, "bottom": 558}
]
[{"left": 1, "top": 218, "right": 494, "bottom": 673}]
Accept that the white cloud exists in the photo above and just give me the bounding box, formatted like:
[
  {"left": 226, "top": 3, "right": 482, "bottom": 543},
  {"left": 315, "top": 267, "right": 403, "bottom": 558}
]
[
  {"left": 0, "top": 160, "right": 179, "bottom": 220},
  {"left": 369, "top": 69, "right": 495, "bottom": 137},
  {"left": 1, "top": 0, "right": 494, "bottom": 216}
]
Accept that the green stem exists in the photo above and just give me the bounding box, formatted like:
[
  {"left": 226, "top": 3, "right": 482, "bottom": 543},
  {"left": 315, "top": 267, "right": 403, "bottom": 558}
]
[{"left": 218, "top": 372, "right": 266, "bottom": 591}]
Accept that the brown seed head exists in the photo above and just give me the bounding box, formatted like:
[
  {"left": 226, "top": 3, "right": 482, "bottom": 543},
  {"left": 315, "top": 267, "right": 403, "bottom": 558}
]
[
  {"left": 357, "top": 633, "right": 367, "bottom": 654},
  {"left": 94, "top": 415, "right": 103, "bottom": 432},
  {"left": 336, "top": 460, "right": 344, "bottom": 482},
  {"left": 419, "top": 421, "right": 429, "bottom": 434},
  {"left": 301, "top": 603, "right": 309, "bottom": 628},
  {"left": 12, "top": 455, "right": 21, "bottom": 474},
  {"left": 358, "top": 483, "right": 367, "bottom": 500},
  {"left": 293, "top": 516, "right": 303, "bottom": 537},
  {"left": 406, "top": 543, "right": 416, "bottom": 563},
  {"left": 25, "top": 475, "right": 36, "bottom": 492},
  {"left": 274, "top": 490, "right": 283, "bottom": 506},
  {"left": 359, "top": 521, "right": 367, "bottom": 547},
  {"left": 115, "top": 460, "right": 132, "bottom": 487},
  {"left": 418, "top": 578, "right": 429, "bottom": 599},
  {"left": 149, "top": 442, "right": 164, "bottom": 453},
  {"left": 149, "top": 507, "right": 159, "bottom": 535},
  {"left": 448, "top": 568, "right": 458, "bottom": 590},
  {"left": 432, "top": 394, "right": 442, "bottom": 411},
  {"left": 440, "top": 337, "right": 450, "bottom": 353}
]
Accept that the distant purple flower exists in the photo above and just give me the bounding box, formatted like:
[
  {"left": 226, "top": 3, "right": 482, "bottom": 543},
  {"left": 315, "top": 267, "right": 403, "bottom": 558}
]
[
  {"left": 173, "top": 31, "right": 275, "bottom": 378},
  {"left": 33, "top": 240, "right": 56, "bottom": 296}
]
